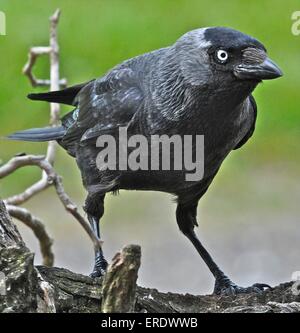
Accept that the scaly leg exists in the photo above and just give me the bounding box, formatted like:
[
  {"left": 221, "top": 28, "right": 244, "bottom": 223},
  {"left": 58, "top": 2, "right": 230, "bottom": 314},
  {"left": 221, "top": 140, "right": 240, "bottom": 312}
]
[
  {"left": 85, "top": 194, "right": 108, "bottom": 277},
  {"left": 176, "top": 201, "right": 271, "bottom": 295}
]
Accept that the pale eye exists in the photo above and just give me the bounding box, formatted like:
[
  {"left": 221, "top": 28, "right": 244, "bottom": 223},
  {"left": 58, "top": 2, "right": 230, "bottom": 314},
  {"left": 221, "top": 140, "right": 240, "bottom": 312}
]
[{"left": 216, "top": 49, "right": 229, "bottom": 63}]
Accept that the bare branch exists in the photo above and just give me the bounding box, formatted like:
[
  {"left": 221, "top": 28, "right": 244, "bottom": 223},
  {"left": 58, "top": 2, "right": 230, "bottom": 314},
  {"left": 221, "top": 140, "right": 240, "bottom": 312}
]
[
  {"left": 6, "top": 205, "right": 54, "bottom": 267},
  {"left": 7, "top": 8, "right": 67, "bottom": 207},
  {"left": 52, "top": 174, "right": 103, "bottom": 250},
  {"left": 0, "top": 155, "right": 51, "bottom": 205},
  {"left": 23, "top": 47, "right": 51, "bottom": 87},
  {"left": 22, "top": 9, "right": 66, "bottom": 90},
  {"left": 0, "top": 155, "right": 45, "bottom": 178},
  {"left": 0, "top": 155, "right": 103, "bottom": 251},
  {"left": 1, "top": 9, "right": 101, "bottom": 270},
  {"left": 22, "top": 47, "right": 66, "bottom": 88},
  {"left": 46, "top": 9, "right": 62, "bottom": 170},
  {"left": 11, "top": 9, "right": 66, "bottom": 208},
  {"left": 5, "top": 178, "right": 50, "bottom": 206}
]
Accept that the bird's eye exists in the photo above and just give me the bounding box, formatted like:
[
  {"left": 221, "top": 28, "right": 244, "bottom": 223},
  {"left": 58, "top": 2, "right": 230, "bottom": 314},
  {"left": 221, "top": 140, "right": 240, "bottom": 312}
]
[{"left": 216, "top": 49, "right": 229, "bottom": 64}]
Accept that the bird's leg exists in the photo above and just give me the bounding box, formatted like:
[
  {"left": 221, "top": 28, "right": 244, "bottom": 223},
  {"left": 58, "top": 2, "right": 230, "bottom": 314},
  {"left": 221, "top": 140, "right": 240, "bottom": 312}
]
[
  {"left": 85, "top": 194, "right": 108, "bottom": 278},
  {"left": 176, "top": 202, "right": 271, "bottom": 295},
  {"left": 87, "top": 214, "right": 108, "bottom": 277}
]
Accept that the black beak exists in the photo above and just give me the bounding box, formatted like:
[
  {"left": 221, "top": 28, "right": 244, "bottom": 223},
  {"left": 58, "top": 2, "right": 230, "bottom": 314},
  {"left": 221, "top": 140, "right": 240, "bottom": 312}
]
[{"left": 234, "top": 57, "right": 283, "bottom": 80}]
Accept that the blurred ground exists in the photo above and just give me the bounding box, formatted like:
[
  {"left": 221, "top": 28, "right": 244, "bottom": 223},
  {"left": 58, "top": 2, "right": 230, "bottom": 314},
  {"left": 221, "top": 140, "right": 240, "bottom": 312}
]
[{"left": 0, "top": 0, "right": 299, "bottom": 294}]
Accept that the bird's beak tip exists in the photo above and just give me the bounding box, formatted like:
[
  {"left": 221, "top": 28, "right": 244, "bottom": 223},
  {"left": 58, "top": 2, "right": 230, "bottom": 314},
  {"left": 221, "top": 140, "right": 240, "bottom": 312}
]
[
  {"left": 234, "top": 57, "right": 283, "bottom": 81},
  {"left": 262, "top": 57, "right": 283, "bottom": 79}
]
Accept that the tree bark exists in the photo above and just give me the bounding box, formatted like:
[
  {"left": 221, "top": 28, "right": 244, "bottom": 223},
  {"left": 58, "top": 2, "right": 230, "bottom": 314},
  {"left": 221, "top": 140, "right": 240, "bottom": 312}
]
[
  {"left": 101, "top": 245, "right": 141, "bottom": 313},
  {"left": 0, "top": 200, "right": 299, "bottom": 313},
  {"left": 0, "top": 200, "right": 24, "bottom": 248}
]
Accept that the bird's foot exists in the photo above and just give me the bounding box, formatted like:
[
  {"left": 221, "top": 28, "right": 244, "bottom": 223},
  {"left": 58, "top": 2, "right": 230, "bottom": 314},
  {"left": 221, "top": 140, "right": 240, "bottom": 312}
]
[
  {"left": 89, "top": 257, "right": 108, "bottom": 278},
  {"left": 214, "top": 275, "right": 272, "bottom": 296},
  {"left": 89, "top": 268, "right": 105, "bottom": 278}
]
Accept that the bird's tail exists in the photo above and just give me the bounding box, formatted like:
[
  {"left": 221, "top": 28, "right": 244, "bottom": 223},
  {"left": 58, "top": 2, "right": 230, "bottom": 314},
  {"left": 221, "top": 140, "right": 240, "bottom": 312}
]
[{"left": 7, "top": 126, "right": 66, "bottom": 142}]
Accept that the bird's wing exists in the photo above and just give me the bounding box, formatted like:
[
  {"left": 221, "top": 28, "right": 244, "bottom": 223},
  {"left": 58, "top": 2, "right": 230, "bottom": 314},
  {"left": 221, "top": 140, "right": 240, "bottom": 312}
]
[
  {"left": 62, "top": 67, "right": 144, "bottom": 146},
  {"left": 234, "top": 95, "right": 257, "bottom": 150}
]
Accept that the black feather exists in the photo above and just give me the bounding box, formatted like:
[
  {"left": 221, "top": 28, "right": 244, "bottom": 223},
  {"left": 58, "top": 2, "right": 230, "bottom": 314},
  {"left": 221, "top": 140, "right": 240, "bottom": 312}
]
[
  {"left": 27, "top": 81, "right": 94, "bottom": 106},
  {"left": 7, "top": 126, "right": 66, "bottom": 142}
]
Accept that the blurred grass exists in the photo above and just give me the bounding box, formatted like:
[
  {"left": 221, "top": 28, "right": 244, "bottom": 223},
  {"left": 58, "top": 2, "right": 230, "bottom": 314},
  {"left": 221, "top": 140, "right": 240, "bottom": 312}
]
[{"left": 0, "top": 1, "right": 299, "bottom": 293}]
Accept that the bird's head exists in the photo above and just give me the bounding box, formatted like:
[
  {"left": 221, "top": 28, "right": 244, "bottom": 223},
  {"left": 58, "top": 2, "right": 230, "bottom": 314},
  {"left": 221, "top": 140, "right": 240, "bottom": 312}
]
[{"left": 175, "top": 27, "right": 283, "bottom": 90}]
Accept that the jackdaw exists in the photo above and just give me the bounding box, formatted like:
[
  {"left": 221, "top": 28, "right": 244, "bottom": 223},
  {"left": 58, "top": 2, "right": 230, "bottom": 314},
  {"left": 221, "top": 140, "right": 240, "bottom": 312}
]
[{"left": 8, "top": 27, "right": 283, "bottom": 295}]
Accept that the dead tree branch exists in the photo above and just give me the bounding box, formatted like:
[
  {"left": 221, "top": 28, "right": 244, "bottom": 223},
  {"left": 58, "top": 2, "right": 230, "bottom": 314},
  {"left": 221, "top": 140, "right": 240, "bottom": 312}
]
[
  {"left": 22, "top": 10, "right": 67, "bottom": 89},
  {"left": 16, "top": 9, "right": 66, "bottom": 209},
  {"left": 23, "top": 46, "right": 53, "bottom": 87},
  {"left": 0, "top": 154, "right": 103, "bottom": 252},
  {"left": 1, "top": 9, "right": 102, "bottom": 267},
  {"left": 0, "top": 201, "right": 299, "bottom": 313},
  {"left": 5, "top": 205, "right": 54, "bottom": 267},
  {"left": 102, "top": 245, "right": 141, "bottom": 313}
]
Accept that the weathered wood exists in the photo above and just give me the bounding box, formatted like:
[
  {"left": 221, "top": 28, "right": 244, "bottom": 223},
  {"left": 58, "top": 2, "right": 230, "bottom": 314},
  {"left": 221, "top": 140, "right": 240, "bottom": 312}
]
[
  {"left": 35, "top": 267, "right": 300, "bottom": 313},
  {"left": 0, "top": 200, "right": 56, "bottom": 313},
  {"left": 101, "top": 245, "right": 141, "bottom": 313},
  {"left": 6, "top": 205, "right": 54, "bottom": 267},
  {"left": 0, "top": 200, "right": 24, "bottom": 248},
  {"left": 0, "top": 200, "right": 299, "bottom": 313}
]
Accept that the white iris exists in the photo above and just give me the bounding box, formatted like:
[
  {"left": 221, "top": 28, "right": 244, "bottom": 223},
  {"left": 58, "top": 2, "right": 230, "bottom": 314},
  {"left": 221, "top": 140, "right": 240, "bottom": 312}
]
[{"left": 217, "top": 50, "right": 229, "bottom": 63}]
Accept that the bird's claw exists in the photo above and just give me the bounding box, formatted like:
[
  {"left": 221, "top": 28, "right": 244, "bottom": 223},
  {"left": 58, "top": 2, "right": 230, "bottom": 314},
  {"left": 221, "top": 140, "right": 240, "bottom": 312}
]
[
  {"left": 214, "top": 276, "right": 272, "bottom": 296},
  {"left": 89, "top": 258, "right": 108, "bottom": 278},
  {"left": 89, "top": 266, "right": 106, "bottom": 278}
]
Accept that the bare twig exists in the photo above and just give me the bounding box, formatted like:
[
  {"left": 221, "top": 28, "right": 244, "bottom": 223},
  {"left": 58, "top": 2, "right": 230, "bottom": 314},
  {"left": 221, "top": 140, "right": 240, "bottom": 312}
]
[
  {"left": 23, "top": 47, "right": 52, "bottom": 87},
  {"left": 46, "top": 9, "right": 63, "bottom": 169},
  {"left": 49, "top": 9, "right": 62, "bottom": 127},
  {"left": 5, "top": 178, "right": 50, "bottom": 206},
  {"left": 6, "top": 205, "right": 54, "bottom": 267},
  {"left": 52, "top": 174, "right": 103, "bottom": 251},
  {"left": 0, "top": 155, "right": 103, "bottom": 251},
  {"left": 1, "top": 155, "right": 51, "bottom": 205},
  {"left": 16, "top": 9, "right": 67, "bottom": 208},
  {"left": 22, "top": 46, "right": 67, "bottom": 88},
  {"left": 0, "top": 155, "right": 45, "bottom": 178},
  {"left": 2, "top": 9, "right": 101, "bottom": 270}
]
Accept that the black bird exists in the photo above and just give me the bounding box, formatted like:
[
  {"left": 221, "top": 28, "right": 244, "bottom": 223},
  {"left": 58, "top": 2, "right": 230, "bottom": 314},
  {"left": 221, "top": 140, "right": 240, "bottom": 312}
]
[{"left": 8, "top": 27, "right": 282, "bottom": 295}]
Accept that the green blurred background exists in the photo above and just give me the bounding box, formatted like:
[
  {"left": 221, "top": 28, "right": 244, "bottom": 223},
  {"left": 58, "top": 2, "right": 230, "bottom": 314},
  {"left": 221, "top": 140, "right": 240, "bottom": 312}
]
[{"left": 0, "top": 0, "right": 299, "bottom": 294}]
